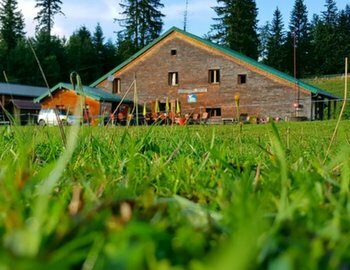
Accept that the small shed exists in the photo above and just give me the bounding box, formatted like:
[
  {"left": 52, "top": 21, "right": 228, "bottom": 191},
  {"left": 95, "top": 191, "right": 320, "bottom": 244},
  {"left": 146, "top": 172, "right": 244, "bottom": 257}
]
[
  {"left": 34, "top": 83, "right": 132, "bottom": 121},
  {"left": 9, "top": 99, "right": 41, "bottom": 124}
]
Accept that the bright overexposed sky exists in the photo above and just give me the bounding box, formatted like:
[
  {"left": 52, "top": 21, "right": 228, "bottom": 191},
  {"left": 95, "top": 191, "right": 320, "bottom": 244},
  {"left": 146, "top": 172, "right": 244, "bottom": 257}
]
[{"left": 18, "top": 0, "right": 350, "bottom": 41}]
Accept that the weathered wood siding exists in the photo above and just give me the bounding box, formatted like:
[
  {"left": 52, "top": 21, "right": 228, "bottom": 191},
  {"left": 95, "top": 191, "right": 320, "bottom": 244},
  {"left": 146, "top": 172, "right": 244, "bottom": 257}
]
[{"left": 97, "top": 32, "right": 312, "bottom": 119}]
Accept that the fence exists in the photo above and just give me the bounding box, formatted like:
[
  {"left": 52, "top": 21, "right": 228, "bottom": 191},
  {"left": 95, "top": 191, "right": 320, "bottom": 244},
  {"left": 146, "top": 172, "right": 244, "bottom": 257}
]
[{"left": 305, "top": 74, "right": 350, "bottom": 81}]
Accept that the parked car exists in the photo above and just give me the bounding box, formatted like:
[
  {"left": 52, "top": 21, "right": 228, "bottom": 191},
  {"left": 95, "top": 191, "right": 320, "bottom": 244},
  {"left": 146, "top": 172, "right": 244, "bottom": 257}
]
[
  {"left": 67, "top": 115, "right": 84, "bottom": 125},
  {"left": 37, "top": 109, "right": 69, "bottom": 126}
]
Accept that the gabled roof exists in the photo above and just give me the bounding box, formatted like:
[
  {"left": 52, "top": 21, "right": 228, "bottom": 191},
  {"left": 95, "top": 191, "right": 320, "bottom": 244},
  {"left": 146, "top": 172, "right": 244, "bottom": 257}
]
[
  {"left": 0, "top": 83, "right": 46, "bottom": 97},
  {"left": 34, "top": 83, "right": 130, "bottom": 103},
  {"left": 90, "top": 26, "right": 338, "bottom": 99}
]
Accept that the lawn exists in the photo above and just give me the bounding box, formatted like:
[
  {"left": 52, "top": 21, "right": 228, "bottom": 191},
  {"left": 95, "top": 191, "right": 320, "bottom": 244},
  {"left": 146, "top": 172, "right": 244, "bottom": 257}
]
[{"left": 1, "top": 121, "right": 350, "bottom": 269}]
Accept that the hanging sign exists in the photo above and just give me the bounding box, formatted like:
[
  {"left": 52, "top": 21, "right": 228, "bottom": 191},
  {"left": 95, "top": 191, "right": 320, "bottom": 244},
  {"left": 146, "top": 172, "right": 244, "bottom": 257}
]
[{"left": 187, "top": 94, "right": 197, "bottom": 103}]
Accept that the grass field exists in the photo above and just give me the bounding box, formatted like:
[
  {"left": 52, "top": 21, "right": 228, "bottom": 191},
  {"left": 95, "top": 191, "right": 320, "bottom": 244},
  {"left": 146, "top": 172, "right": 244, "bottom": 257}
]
[
  {"left": 306, "top": 76, "right": 346, "bottom": 98},
  {"left": 1, "top": 121, "right": 350, "bottom": 269}
]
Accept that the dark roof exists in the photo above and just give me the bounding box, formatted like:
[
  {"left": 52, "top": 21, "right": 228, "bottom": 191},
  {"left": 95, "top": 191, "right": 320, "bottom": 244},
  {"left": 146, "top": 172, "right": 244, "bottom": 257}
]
[
  {"left": 34, "top": 82, "right": 132, "bottom": 103},
  {"left": 90, "top": 27, "right": 338, "bottom": 99},
  {"left": 10, "top": 99, "right": 41, "bottom": 110},
  {"left": 0, "top": 83, "right": 47, "bottom": 98}
]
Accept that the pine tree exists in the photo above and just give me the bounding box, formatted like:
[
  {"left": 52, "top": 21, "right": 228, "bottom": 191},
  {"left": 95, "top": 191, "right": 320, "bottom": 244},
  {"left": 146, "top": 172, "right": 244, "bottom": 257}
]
[
  {"left": 34, "top": 31, "right": 66, "bottom": 85},
  {"left": 322, "top": 0, "right": 338, "bottom": 26},
  {"left": 338, "top": 4, "right": 350, "bottom": 59},
  {"left": 66, "top": 26, "right": 97, "bottom": 83},
  {"left": 117, "top": 0, "right": 164, "bottom": 49},
  {"left": 266, "top": 7, "right": 285, "bottom": 71},
  {"left": 34, "top": 0, "right": 64, "bottom": 37},
  {"left": 92, "top": 23, "right": 105, "bottom": 55},
  {"left": 258, "top": 21, "right": 270, "bottom": 62},
  {"left": 285, "top": 0, "right": 311, "bottom": 77},
  {"left": 312, "top": 0, "right": 340, "bottom": 74},
  {"left": 211, "top": 0, "right": 259, "bottom": 59},
  {"left": 92, "top": 23, "right": 118, "bottom": 79},
  {"left": 0, "top": 0, "right": 25, "bottom": 52}
]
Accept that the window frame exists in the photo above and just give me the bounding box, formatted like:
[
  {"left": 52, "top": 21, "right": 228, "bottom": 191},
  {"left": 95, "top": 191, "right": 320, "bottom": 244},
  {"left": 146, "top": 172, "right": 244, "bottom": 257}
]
[
  {"left": 171, "top": 49, "right": 177, "bottom": 56},
  {"left": 206, "top": 107, "right": 222, "bottom": 117},
  {"left": 112, "top": 78, "right": 121, "bottom": 94},
  {"left": 208, "top": 69, "right": 220, "bottom": 84},
  {"left": 168, "top": 72, "right": 179, "bottom": 86},
  {"left": 237, "top": 74, "right": 247, "bottom": 85}
]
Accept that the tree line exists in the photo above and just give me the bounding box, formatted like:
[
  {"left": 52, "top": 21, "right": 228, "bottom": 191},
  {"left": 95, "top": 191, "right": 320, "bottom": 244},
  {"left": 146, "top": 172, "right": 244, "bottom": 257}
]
[{"left": 0, "top": 0, "right": 349, "bottom": 87}]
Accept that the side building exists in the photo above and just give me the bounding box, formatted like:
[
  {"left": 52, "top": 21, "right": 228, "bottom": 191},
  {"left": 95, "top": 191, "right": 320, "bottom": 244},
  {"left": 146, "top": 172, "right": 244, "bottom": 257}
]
[
  {"left": 91, "top": 27, "right": 338, "bottom": 122},
  {"left": 34, "top": 83, "right": 133, "bottom": 124},
  {"left": 0, "top": 83, "right": 46, "bottom": 124}
]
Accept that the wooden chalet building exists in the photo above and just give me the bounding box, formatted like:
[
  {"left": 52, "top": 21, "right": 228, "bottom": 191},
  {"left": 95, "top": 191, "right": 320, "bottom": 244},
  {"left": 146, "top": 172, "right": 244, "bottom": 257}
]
[
  {"left": 34, "top": 83, "right": 133, "bottom": 121},
  {"left": 91, "top": 27, "right": 338, "bottom": 122}
]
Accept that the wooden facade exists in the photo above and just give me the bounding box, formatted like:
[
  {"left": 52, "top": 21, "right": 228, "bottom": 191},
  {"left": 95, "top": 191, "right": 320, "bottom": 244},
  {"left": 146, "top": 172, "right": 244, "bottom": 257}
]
[
  {"left": 40, "top": 89, "right": 102, "bottom": 118},
  {"left": 93, "top": 27, "right": 337, "bottom": 121},
  {"left": 35, "top": 83, "right": 132, "bottom": 123}
]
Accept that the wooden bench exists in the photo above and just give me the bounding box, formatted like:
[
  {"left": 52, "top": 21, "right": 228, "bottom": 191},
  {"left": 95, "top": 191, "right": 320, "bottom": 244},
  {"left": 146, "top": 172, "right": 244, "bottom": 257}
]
[{"left": 222, "top": 118, "right": 235, "bottom": 124}]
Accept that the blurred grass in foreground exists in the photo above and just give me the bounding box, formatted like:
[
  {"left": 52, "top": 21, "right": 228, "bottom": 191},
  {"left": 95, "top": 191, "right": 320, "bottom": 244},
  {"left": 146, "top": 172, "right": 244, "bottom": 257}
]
[{"left": 0, "top": 121, "right": 350, "bottom": 270}]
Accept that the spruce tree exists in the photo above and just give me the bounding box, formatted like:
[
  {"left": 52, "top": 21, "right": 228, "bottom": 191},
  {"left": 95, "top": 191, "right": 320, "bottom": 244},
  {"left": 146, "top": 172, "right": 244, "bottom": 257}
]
[
  {"left": 285, "top": 0, "right": 311, "bottom": 77},
  {"left": 0, "top": 0, "right": 25, "bottom": 52},
  {"left": 322, "top": 0, "right": 338, "bottom": 26},
  {"left": 211, "top": 0, "right": 259, "bottom": 59},
  {"left": 92, "top": 23, "right": 105, "bottom": 55},
  {"left": 337, "top": 5, "right": 350, "bottom": 61},
  {"left": 258, "top": 21, "right": 270, "bottom": 62},
  {"left": 66, "top": 26, "right": 97, "bottom": 83},
  {"left": 33, "top": 31, "right": 66, "bottom": 85},
  {"left": 312, "top": 0, "right": 339, "bottom": 74},
  {"left": 34, "top": 0, "right": 64, "bottom": 37},
  {"left": 117, "top": 0, "right": 164, "bottom": 50},
  {"left": 92, "top": 23, "right": 118, "bottom": 79},
  {"left": 266, "top": 7, "right": 285, "bottom": 71}
]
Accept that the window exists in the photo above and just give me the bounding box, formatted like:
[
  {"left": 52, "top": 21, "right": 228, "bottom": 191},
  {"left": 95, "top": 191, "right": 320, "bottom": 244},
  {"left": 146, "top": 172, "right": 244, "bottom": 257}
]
[
  {"left": 159, "top": 102, "right": 166, "bottom": 112},
  {"left": 206, "top": 108, "right": 222, "bottom": 117},
  {"left": 168, "top": 72, "right": 179, "bottom": 86},
  {"left": 238, "top": 74, "right": 247, "bottom": 84},
  {"left": 171, "top": 49, "right": 177, "bottom": 56},
  {"left": 112, "top": 78, "right": 121, "bottom": 93},
  {"left": 209, "top": 69, "right": 220, "bottom": 84}
]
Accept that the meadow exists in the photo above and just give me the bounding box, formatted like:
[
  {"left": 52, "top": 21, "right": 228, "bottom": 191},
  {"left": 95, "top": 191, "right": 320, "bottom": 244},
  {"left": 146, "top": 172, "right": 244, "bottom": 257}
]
[{"left": 1, "top": 121, "right": 350, "bottom": 270}]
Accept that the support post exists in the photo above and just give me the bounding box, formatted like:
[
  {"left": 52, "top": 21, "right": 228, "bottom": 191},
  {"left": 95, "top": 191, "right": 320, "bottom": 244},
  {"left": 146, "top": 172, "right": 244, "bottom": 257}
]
[
  {"left": 311, "top": 96, "right": 314, "bottom": 120},
  {"left": 320, "top": 98, "right": 324, "bottom": 120}
]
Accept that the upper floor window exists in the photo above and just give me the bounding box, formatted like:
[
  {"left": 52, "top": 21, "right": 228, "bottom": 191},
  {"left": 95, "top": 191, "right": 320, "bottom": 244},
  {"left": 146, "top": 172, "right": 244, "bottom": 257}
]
[
  {"left": 238, "top": 74, "right": 247, "bottom": 84},
  {"left": 113, "top": 78, "right": 121, "bottom": 93},
  {"left": 171, "top": 49, "right": 177, "bottom": 56},
  {"left": 168, "top": 72, "right": 179, "bottom": 86},
  {"left": 209, "top": 69, "right": 220, "bottom": 84}
]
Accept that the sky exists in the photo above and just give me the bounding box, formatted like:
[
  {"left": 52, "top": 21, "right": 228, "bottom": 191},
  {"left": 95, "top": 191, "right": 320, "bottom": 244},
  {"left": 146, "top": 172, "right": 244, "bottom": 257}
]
[{"left": 18, "top": 0, "right": 350, "bottom": 41}]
